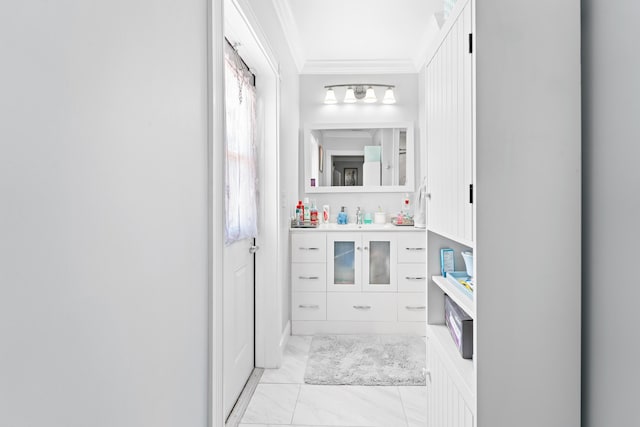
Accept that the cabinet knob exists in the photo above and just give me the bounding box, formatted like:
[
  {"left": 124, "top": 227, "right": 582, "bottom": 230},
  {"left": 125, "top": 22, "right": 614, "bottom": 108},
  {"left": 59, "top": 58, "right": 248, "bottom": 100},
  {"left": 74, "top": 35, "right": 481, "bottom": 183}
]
[
  {"left": 353, "top": 305, "right": 372, "bottom": 310},
  {"left": 405, "top": 276, "right": 426, "bottom": 280},
  {"left": 405, "top": 305, "right": 426, "bottom": 310},
  {"left": 356, "top": 246, "right": 362, "bottom": 250},
  {"left": 298, "top": 304, "right": 320, "bottom": 309},
  {"left": 364, "top": 246, "right": 369, "bottom": 251},
  {"left": 299, "top": 247, "right": 320, "bottom": 251},
  {"left": 298, "top": 276, "right": 319, "bottom": 280}
]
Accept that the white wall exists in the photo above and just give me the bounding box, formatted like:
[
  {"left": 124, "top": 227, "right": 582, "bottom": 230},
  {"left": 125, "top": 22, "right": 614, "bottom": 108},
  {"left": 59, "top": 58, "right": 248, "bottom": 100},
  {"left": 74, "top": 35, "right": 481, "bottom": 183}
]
[
  {"left": 582, "top": 1, "right": 640, "bottom": 426},
  {"left": 0, "top": 2, "right": 210, "bottom": 426},
  {"left": 247, "top": 0, "right": 300, "bottom": 333},
  {"left": 475, "top": 0, "right": 581, "bottom": 426},
  {"left": 299, "top": 73, "right": 420, "bottom": 221}
]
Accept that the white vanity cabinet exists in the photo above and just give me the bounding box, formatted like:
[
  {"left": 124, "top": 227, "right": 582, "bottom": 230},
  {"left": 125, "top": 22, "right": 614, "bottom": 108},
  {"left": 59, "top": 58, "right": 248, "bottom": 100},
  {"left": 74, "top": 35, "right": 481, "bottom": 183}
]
[{"left": 291, "top": 228, "right": 425, "bottom": 335}]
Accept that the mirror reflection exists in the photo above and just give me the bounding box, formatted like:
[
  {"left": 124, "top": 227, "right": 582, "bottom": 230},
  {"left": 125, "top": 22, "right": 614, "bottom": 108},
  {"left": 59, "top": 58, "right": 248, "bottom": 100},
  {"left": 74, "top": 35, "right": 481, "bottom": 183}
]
[{"left": 306, "top": 126, "right": 411, "bottom": 191}]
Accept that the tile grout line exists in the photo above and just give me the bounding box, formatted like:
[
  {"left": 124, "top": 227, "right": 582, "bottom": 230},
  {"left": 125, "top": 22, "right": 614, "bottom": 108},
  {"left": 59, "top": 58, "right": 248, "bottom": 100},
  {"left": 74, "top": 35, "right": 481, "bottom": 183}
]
[
  {"left": 397, "top": 386, "right": 411, "bottom": 427},
  {"left": 288, "top": 382, "right": 304, "bottom": 425}
]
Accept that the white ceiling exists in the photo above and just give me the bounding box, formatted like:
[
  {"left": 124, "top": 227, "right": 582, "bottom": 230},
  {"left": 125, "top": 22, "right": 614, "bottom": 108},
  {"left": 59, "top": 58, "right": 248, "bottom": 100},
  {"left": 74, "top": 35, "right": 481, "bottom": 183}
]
[{"left": 272, "top": 0, "right": 443, "bottom": 74}]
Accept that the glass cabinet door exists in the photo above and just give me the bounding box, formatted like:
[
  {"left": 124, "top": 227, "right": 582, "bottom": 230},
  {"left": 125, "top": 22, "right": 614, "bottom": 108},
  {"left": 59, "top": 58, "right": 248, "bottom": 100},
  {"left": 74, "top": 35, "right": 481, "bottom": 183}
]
[
  {"left": 327, "top": 233, "right": 361, "bottom": 291},
  {"left": 363, "top": 233, "right": 397, "bottom": 292}
]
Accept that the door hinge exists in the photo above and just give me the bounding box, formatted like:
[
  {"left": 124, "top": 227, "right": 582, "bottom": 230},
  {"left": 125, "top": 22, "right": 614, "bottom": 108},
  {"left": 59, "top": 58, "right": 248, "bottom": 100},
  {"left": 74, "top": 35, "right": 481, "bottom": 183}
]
[
  {"left": 469, "top": 33, "right": 473, "bottom": 54},
  {"left": 469, "top": 184, "right": 473, "bottom": 204}
]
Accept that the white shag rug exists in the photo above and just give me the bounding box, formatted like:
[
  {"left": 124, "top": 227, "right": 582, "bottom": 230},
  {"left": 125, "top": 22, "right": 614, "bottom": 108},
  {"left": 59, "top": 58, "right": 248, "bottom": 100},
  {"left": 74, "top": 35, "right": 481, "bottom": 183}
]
[{"left": 304, "top": 335, "right": 426, "bottom": 386}]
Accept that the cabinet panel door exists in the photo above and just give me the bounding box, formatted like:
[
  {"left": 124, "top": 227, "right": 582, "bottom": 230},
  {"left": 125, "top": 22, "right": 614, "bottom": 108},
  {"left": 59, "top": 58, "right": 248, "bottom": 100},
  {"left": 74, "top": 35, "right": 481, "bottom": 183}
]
[
  {"left": 292, "top": 263, "right": 326, "bottom": 292},
  {"left": 292, "top": 292, "right": 326, "bottom": 321},
  {"left": 291, "top": 233, "right": 326, "bottom": 263},
  {"left": 327, "top": 233, "right": 362, "bottom": 292},
  {"left": 397, "top": 232, "right": 427, "bottom": 263},
  {"left": 426, "top": 336, "right": 475, "bottom": 427},
  {"left": 426, "top": 0, "right": 473, "bottom": 244},
  {"left": 362, "top": 233, "right": 397, "bottom": 292},
  {"left": 397, "top": 293, "right": 426, "bottom": 321},
  {"left": 327, "top": 292, "right": 397, "bottom": 321},
  {"left": 398, "top": 264, "right": 427, "bottom": 292}
]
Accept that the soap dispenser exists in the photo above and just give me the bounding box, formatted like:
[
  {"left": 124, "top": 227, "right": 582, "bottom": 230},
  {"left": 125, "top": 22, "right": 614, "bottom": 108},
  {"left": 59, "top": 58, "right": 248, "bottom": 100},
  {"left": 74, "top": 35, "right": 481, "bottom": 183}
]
[{"left": 337, "top": 206, "right": 348, "bottom": 224}]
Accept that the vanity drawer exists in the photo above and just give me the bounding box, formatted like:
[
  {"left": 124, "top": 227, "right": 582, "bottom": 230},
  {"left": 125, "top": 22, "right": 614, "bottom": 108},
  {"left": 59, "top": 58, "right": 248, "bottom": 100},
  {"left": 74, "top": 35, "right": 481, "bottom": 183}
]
[
  {"left": 292, "top": 263, "right": 326, "bottom": 292},
  {"left": 398, "top": 293, "right": 426, "bottom": 322},
  {"left": 397, "top": 233, "right": 426, "bottom": 263},
  {"left": 398, "top": 263, "right": 427, "bottom": 292},
  {"left": 292, "top": 292, "right": 326, "bottom": 321},
  {"left": 327, "top": 292, "right": 397, "bottom": 322},
  {"left": 291, "top": 234, "right": 326, "bottom": 263}
]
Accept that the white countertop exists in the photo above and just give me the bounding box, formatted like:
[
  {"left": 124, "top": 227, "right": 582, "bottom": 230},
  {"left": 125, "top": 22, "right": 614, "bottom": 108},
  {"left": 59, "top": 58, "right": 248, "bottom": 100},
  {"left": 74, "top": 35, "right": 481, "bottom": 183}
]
[{"left": 289, "top": 223, "right": 425, "bottom": 232}]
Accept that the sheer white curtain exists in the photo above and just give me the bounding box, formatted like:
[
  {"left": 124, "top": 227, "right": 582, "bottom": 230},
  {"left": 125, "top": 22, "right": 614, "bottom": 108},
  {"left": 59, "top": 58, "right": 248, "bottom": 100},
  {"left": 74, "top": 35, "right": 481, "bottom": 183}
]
[{"left": 224, "top": 43, "right": 258, "bottom": 245}]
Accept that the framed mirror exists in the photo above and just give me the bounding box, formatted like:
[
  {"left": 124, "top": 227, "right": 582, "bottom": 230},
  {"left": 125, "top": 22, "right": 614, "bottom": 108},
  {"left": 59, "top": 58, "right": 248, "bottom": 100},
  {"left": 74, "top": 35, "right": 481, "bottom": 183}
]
[{"left": 304, "top": 122, "right": 415, "bottom": 193}]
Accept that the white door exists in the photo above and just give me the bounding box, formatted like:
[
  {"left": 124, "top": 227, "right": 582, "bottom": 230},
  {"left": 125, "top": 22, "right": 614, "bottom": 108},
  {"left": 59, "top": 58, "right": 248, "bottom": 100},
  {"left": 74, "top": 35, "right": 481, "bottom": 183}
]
[
  {"left": 223, "top": 238, "right": 255, "bottom": 418},
  {"left": 222, "top": 39, "right": 258, "bottom": 419}
]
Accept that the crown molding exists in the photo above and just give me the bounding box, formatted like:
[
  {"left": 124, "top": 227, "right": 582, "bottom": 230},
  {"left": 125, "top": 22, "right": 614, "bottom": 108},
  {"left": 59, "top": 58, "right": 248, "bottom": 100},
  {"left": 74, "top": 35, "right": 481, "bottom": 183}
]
[
  {"left": 301, "top": 59, "right": 418, "bottom": 75},
  {"left": 412, "top": 13, "right": 441, "bottom": 71},
  {"left": 271, "top": 0, "right": 305, "bottom": 72}
]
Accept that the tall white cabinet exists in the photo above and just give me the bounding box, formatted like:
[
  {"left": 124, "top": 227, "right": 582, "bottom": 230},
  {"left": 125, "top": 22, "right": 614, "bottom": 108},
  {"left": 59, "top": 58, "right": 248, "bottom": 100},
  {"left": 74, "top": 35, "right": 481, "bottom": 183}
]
[
  {"left": 426, "top": 0, "right": 473, "bottom": 246},
  {"left": 423, "top": 0, "right": 581, "bottom": 426}
]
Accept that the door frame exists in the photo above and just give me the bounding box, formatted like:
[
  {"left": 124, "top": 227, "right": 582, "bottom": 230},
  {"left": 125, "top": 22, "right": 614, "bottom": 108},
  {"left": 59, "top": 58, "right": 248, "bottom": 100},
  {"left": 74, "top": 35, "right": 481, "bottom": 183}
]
[{"left": 209, "top": 0, "right": 283, "bottom": 426}]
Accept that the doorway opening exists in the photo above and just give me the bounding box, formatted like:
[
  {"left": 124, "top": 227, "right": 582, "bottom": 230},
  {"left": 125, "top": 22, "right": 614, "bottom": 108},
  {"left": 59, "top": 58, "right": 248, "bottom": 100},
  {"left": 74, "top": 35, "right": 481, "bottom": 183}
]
[{"left": 222, "top": 0, "right": 283, "bottom": 423}]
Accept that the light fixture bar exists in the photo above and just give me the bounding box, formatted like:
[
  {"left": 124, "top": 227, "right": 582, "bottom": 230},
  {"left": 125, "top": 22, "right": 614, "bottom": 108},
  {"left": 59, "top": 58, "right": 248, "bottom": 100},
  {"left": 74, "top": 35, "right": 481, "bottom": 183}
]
[
  {"left": 323, "top": 84, "right": 395, "bottom": 89},
  {"left": 323, "top": 84, "right": 396, "bottom": 105}
]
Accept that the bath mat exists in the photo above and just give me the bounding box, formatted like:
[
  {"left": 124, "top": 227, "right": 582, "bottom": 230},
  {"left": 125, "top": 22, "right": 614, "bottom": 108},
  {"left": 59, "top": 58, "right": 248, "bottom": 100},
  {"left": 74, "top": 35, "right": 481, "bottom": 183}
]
[{"left": 304, "top": 335, "right": 426, "bottom": 386}]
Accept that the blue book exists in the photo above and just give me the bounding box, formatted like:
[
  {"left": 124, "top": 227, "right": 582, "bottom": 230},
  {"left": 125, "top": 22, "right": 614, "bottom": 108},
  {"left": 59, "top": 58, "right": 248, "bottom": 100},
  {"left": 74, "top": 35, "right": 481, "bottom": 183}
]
[{"left": 440, "top": 248, "right": 454, "bottom": 277}]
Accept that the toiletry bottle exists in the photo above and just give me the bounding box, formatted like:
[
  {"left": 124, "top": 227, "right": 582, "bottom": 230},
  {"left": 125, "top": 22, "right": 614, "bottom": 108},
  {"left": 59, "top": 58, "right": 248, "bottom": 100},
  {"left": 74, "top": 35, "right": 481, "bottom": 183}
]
[
  {"left": 298, "top": 200, "right": 304, "bottom": 223},
  {"left": 295, "top": 201, "right": 301, "bottom": 225},
  {"left": 322, "top": 205, "right": 330, "bottom": 224},
  {"left": 338, "top": 206, "right": 347, "bottom": 224},
  {"left": 303, "top": 197, "right": 310, "bottom": 222},
  {"left": 310, "top": 201, "right": 318, "bottom": 224},
  {"left": 402, "top": 194, "right": 411, "bottom": 217}
]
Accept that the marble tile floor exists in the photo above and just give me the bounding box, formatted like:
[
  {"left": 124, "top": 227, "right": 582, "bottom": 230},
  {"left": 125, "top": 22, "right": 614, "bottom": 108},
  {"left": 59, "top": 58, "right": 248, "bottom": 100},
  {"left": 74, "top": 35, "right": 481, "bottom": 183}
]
[{"left": 240, "top": 335, "right": 427, "bottom": 427}]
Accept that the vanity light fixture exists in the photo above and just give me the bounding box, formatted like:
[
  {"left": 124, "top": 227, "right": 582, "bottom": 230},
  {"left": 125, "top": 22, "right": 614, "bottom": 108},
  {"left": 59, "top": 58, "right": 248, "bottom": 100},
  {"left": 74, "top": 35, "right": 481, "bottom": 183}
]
[
  {"left": 382, "top": 87, "right": 396, "bottom": 104},
  {"left": 343, "top": 87, "right": 357, "bottom": 103},
  {"left": 324, "top": 87, "right": 338, "bottom": 104},
  {"left": 323, "top": 84, "right": 396, "bottom": 104},
  {"left": 363, "top": 86, "right": 377, "bottom": 103}
]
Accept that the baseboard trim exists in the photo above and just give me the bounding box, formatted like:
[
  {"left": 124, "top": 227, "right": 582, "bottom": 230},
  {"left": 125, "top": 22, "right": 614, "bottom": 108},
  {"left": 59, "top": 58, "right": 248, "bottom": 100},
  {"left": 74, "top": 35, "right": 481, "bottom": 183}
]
[
  {"left": 278, "top": 321, "right": 291, "bottom": 359},
  {"left": 292, "top": 321, "right": 426, "bottom": 335}
]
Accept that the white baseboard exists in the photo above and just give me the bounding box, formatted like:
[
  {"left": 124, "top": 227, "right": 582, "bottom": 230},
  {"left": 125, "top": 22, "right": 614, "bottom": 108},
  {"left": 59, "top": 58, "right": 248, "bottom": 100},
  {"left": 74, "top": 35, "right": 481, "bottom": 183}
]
[
  {"left": 278, "top": 321, "right": 291, "bottom": 359},
  {"left": 292, "top": 321, "right": 426, "bottom": 336}
]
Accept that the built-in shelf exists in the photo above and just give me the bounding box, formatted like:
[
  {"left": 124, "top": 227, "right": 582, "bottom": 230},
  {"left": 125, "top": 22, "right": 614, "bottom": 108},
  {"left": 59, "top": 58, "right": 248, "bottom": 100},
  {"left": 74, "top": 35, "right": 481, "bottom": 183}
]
[
  {"left": 427, "top": 227, "right": 474, "bottom": 249},
  {"left": 427, "top": 324, "right": 476, "bottom": 404},
  {"left": 432, "top": 275, "right": 475, "bottom": 318}
]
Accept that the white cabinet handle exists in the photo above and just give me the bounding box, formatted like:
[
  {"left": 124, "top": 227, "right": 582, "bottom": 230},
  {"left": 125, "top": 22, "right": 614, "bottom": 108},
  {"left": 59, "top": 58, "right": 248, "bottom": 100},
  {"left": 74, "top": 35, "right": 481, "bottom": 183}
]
[
  {"left": 298, "top": 304, "right": 320, "bottom": 309},
  {"left": 405, "top": 276, "right": 426, "bottom": 280},
  {"left": 299, "top": 247, "right": 320, "bottom": 250},
  {"left": 353, "top": 305, "right": 372, "bottom": 310},
  {"left": 405, "top": 306, "right": 426, "bottom": 310},
  {"left": 298, "top": 276, "right": 319, "bottom": 280},
  {"left": 405, "top": 247, "right": 425, "bottom": 251}
]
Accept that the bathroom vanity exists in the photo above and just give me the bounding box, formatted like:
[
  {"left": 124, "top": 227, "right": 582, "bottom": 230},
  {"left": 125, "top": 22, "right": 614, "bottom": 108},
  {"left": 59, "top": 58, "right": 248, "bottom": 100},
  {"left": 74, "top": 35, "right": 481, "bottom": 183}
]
[{"left": 290, "top": 224, "right": 426, "bottom": 335}]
